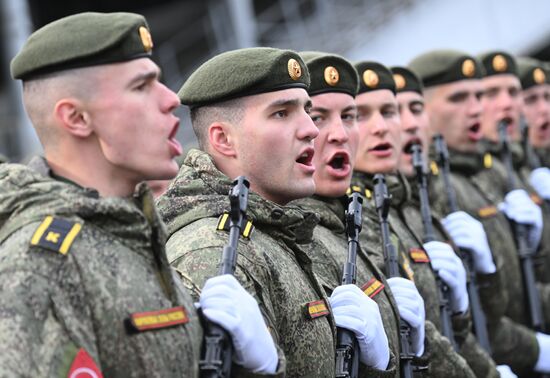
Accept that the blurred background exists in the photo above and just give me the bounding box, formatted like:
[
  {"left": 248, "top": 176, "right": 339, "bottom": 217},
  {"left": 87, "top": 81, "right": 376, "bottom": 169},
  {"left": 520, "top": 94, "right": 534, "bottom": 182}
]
[{"left": 1, "top": 0, "right": 550, "bottom": 162}]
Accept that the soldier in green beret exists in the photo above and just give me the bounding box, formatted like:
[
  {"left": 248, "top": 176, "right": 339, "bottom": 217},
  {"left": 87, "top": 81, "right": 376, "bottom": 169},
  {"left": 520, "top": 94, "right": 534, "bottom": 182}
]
[
  {"left": 410, "top": 48, "right": 550, "bottom": 376},
  {"left": 0, "top": 11, "right": 281, "bottom": 377},
  {"left": 157, "top": 47, "right": 396, "bottom": 377},
  {"left": 350, "top": 60, "right": 479, "bottom": 378}
]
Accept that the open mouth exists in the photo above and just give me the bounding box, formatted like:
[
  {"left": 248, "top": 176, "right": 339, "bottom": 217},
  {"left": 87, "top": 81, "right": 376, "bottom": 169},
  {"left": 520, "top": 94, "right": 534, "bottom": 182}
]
[
  {"left": 370, "top": 143, "right": 392, "bottom": 152},
  {"left": 296, "top": 148, "right": 314, "bottom": 166},
  {"left": 403, "top": 138, "right": 422, "bottom": 155},
  {"left": 328, "top": 152, "right": 350, "bottom": 170},
  {"left": 167, "top": 120, "right": 183, "bottom": 156},
  {"left": 469, "top": 123, "right": 480, "bottom": 133},
  {"left": 540, "top": 122, "right": 550, "bottom": 131}
]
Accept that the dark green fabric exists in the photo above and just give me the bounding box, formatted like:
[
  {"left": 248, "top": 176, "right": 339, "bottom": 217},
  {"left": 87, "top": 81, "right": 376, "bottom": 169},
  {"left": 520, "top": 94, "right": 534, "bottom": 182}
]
[
  {"left": 11, "top": 12, "right": 152, "bottom": 80},
  {"left": 300, "top": 51, "right": 358, "bottom": 97},
  {"left": 390, "top": 66, "right": 423, "bottom": 94},
  {"left": 178, "top": 47, "right": 310, "bottom": 108},
  {"left": 477, "top": 51, "right": 518, "bottom": 78},
  {"left": 408, "top": 49, "right": 484, "bottom": 88},
  {"left": 517, "top": 56, "right": 548, "bottom": 90},
  {"left": 354, "top": 61, "right": 395, "bottom": 94}
]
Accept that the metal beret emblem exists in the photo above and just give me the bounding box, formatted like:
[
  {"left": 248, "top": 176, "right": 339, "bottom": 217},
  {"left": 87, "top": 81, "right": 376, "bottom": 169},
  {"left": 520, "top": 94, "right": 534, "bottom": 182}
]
[
  {"left": 139, "top": 26, "right": 153, "bottom": 52},
  {"left": 288, "top": 59, "right": 302, "bottom": 80},
  {"left": 492, "top": 54, "right": 508, "bottom": 72},
  {"left": 324, "top": 66, "right": 340, "bottom": 86},
  {"left": 363, "top": 69, "right": 379, "bottom": 88},
  {"left": 533, "top": 68, "right": 546, "bottom": 84},
  {"left": 393, "top": 74, "right": 406, "bottom": 90},
  {"left": 462, "top": 59, "right": 475, "bottom": 78}
]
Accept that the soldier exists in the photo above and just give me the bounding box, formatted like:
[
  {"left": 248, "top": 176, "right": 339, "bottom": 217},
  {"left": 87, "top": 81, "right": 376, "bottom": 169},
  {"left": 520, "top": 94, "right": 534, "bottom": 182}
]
[
  {"left": 350, "top": 60, "right": 477, "bottom": 377},
  {"left": 409, "top": 49, "right": 550, "bottom": 376},
  {"left": 0, "top": 12, "right": 280, "bottom": 377},
  {"left": 157, "top": 47, "right": 394, "bottom": 377}
]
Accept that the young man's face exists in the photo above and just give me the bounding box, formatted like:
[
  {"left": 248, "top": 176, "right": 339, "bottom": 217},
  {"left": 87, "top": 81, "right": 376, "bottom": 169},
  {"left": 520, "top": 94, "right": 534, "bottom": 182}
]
[
  {"left": 396, "top": 91, "right": 430, "bottom": 177},
  {"left": 354, "top": 89, "right": 401, "bottom": 174},
  {"left": 234, "top": 88, "right": 318, "bottom": 205},
  {"left": 480, "top": 74, "right": 522, "bottom": 142},
  {"left": 424, "top": 80, "right": 483, "bottom": 153},
  {"left": 522, "top": 84, "right": 550, "bottom": 148},
  {"left": 309, "top": 92, "right": 358, "bottom": 197},
  {"left": 88, "top": 58, "right": 182, "bottom": 183}
]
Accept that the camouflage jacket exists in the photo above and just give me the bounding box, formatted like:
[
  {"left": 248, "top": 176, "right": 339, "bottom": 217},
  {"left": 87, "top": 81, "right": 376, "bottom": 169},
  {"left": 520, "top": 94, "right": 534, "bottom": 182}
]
[
  {"left": 157, "top": 149, "right": 394, "bottom": 378},
  {"left": 292, "top": 195, "right": 399, "bottom": 377},
  {"left": 350, "top": 171, "right": 477, "bottom": 378},
  {"left": 0, "top": 158, "right": 202, "bottom": 378}
]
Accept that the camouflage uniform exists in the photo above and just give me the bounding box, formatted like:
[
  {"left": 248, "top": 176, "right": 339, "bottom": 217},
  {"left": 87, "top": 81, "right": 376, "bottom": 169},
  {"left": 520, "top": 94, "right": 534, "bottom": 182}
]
[
  {"left": 0, "top": 158, "right": 203, "bottom": 378},
  {"left": 351, "top": 171, "right": 477, "bottom": 378},
  {"left": 157, "top": 149, "right": 395, "bottom": 378},
  {"left": 292, "top": 195, "right": 400, "bottom": 377},
  {"left": 535, "top": 147, "right": 550, "bottom": 168},
  {"left": 427, "top": 146, "right": 545, "bottom": 376}
]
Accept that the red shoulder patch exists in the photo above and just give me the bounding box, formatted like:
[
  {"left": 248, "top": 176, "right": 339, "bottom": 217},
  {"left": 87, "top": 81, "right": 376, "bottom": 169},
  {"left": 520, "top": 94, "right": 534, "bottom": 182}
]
[{"left": 68, "top": 348, "right": 103, "bottom": 378}]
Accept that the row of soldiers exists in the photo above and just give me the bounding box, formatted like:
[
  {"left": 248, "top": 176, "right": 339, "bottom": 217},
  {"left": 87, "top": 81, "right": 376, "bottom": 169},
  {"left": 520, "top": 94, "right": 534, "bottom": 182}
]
[{"left": 1, "top": 10, "right": 550, "bottom": 378}]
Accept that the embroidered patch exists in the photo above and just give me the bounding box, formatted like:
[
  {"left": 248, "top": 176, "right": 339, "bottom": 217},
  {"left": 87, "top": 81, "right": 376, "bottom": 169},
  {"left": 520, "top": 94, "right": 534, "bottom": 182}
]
[
  {"left": 530, "top": 193, "right": 543, "bottom": 206},
  {"left": 409, "top": 247, "right": 430, "bottom": 263},
  {"left": 129, "top": 306, "right": 189, "bottom": 332},
  {"left": 68, "top": 348, "right": 103, "bottom": 378},
  {"left": 401, "top": 252, "right": 415, "bottom": 281},
  {"left": 478, "top": 205, "right": 498, "bottom": 218},
  {"left": 305, "top": 300, "right": 329, "bottom": 319},
  {"left": 216, "top": 212, "right": 254, "bottom": 239},
  {"left": 30, "top": 216, "right": 82, "bottom": 255},
  {"left": 361, "top": 278, "right": 385, "bottom": 299}
]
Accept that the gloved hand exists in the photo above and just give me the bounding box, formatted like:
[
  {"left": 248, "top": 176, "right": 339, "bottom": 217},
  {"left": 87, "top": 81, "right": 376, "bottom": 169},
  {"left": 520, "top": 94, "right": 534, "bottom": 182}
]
[
  {"left": 423, "top": 241, "right": 469, "bottom": 314},
  {"left": 387, "top": 277, "right": 425, "bottom": 356},
  {"left": 200, "top": 275, "right": 278, "bottom": 373},
  {"left": 535, "top": 332, "right": 550, "bottom": 373},
  {"left": 529, "top": 167, "right": 550, "bottom": 200},
  {"left": 498, "top": 189, "right": 543, "bottom": 250},
  {"left": 329, "top": 284, "right": 390, "bottom": 370},
  {"left": 442, "top": 211, "right": 496, "bottom": 274},
  {"left": 496, "top": 365, "right": 517, "bottom": 378}
]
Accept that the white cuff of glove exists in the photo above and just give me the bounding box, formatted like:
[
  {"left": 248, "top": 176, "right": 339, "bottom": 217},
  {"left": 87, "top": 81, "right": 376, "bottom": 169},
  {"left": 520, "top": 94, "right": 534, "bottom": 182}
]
[
  {"left": 535, "top": 332, "right": 550, "bottom": 373},
  {"left": 386, "top": 277, "right": 425, "bottom": 356},
  {"left": 200, "top": 275, "right": 278, "bottom": 374},
  {"left": 529, "top": 167, "right": 550, "bottom": 200},
  {"left": 423, "top": 241, "right": 469, "bottom": 314},
  {"left": 496, "top": 365, "right": 517, "bottom": 378},
  {"left": 330, "top": 284, "right": 390, "bottom": 370}
]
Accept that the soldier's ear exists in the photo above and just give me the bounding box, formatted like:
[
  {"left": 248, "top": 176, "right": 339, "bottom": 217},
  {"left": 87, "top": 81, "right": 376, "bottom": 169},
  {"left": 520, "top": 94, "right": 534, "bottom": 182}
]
[
  {"left": 208, "top": 122, "right": 236, "bottom": 158},
  {"left": 53, "top": 98, "right": 93, "bottom": 138}
]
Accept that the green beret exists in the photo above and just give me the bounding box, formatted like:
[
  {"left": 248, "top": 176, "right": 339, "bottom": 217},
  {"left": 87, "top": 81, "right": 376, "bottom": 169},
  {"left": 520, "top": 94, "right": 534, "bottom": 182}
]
[
  {"left": 299, "top": 51, "right": 358, "bottom": 97},
  {"left": 477, "top": 51, "right": 518, "bottom": 77},
  {"left": 11, "top": 12, "right": 153, "bottom": 80},
  {"left": 390, "top": 66, "right": 423, "bottom": 94},
  {"left": 354, "top": 61, "right": 395, "bottom": 94},
  {"left": 516, "top": 56, "right": 548, "bottom": 89},
  {"left": 408, "top": 49, "right": 483, "bottom": 88},
  {"left": 178, "top": 47, "right": 310, "bottom": 108}
]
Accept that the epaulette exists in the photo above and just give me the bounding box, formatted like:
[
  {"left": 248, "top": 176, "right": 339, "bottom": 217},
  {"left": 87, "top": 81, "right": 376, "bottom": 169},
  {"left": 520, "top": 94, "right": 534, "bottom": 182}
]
[
  {"left": 216, "top": 212, "right": 254, "bottom": 239},
  {"left": 30, "top": 216, "right": 82, "bottom": 255},
  {"left": 347, "top": 184, "right": 372, "bottom": 200}
]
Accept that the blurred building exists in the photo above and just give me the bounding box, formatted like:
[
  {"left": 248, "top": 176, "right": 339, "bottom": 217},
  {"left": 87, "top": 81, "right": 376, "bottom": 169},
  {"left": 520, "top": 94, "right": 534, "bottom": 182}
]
[{"left": 1, "top": 0, "right": 550, "bottom": 161}]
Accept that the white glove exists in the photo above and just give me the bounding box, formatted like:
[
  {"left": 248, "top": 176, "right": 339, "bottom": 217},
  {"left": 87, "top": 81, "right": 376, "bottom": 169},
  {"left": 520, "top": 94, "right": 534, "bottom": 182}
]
[
  {"left": 200, "top": 275, "right": 278, "bottom": 373},
  {"left": 387, "top": 277, "right": 425, "bottom": 357},
  {"left": 496, "top": 365, "right": 517, "bottom": 378},
  {"left": 441, "top": 211, "right": 496, "bottom": 274},
  {"left": 535, "top": 332, "right": 550, "bottom": 373},
  {"left": 423, "top": 241, "right": 469, "bottom": 314},
  {"left": 498, "top": 189, "right": 543, "bottom": 250},
  {"left": 329, "top": 284, "right": 390, "bottom": 370},
  {"left": 529, "top": 167, "right": 550, "bottom": 200}
]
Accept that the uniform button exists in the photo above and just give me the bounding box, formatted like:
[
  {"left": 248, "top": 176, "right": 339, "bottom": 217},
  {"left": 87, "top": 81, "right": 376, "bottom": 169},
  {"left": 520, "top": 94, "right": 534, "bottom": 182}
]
[{"left": 270, "top": 209, "right": 284, "bottom": 220}]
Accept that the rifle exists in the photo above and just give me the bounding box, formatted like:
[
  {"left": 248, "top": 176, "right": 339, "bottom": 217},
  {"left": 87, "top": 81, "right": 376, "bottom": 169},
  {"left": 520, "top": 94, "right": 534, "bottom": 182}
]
[
  {"left": 335, "top": 192, "right": 363, "bottom": 378},
  {"left": 497, "top": 121, "right": 545, "bottom": 332},
  {"left": 200, "top": 176, "right": 250, "bottom": 378},
  {"left": 433, "top": 134, "right": 492, "bottom": 354},
  {"left": 520, "top": 115, "right": 543, "bottom": 170},
  {"left": 373, "top": 174, "right": 414, "bottom": 378},
  {"left": 411, "top": 143, "right": 457, "bottom": 350}
]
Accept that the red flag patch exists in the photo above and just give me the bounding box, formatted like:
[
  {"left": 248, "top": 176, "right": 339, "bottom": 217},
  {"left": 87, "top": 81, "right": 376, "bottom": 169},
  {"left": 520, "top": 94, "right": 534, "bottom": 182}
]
[{"left": 67, "top": 348, "right": 103, "bottom": 378}]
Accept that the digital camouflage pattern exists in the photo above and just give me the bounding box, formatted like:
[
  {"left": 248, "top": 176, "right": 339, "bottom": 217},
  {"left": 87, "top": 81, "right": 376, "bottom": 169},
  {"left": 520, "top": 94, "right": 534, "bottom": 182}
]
[
  {"left": 157, "top": 149, "right": 395, "bottom": 378},
  {"left": 427, "top": 146, "right": 542, "bottom": 376},
  {"left": 0, "top": 158, "right": 202, "bottom": 378},
  {"left": 291, "top": 195, "right": 399, "bottom": 377},
  {"left": 350, "top": 170, "right": 476, "bottom": 378}
]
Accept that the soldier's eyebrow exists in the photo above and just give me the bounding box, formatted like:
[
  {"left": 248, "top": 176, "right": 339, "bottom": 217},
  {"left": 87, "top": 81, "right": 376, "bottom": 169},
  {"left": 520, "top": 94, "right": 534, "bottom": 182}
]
[{"left": 127, "top": 68, "right": 160, "bottom": 87}]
